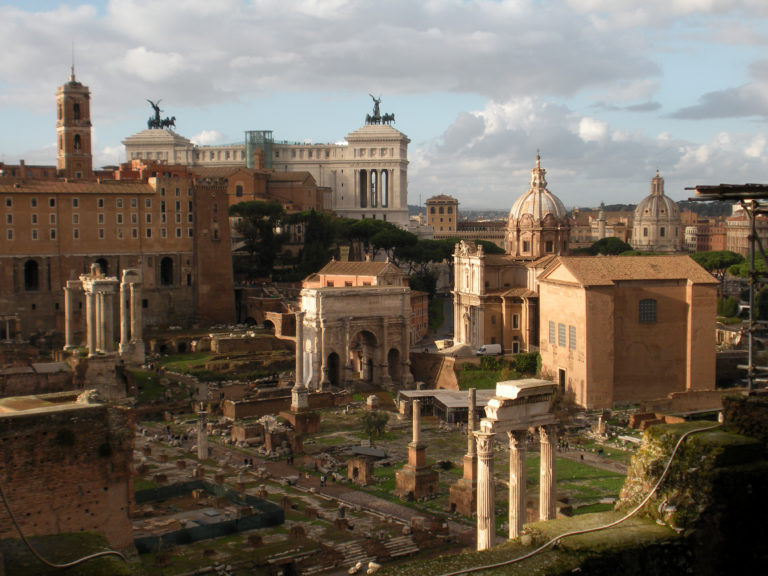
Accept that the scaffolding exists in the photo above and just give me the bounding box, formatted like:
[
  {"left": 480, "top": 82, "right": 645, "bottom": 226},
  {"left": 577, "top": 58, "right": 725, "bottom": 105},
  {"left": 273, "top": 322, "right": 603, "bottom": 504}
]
[
  {"left": 244, "top": 130, "right": 274, "bottom": 170},
  {"left": 687, "top": 183, "right": 768, "bottom": 390}
]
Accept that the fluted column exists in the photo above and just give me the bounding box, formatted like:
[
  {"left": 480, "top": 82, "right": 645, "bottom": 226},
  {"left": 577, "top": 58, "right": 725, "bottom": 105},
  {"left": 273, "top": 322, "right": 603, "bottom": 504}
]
[
  {"left": 119, "top": 280, "right": 130, "bottom": 350},
  {"left": 539, "top": 425, "right": 556, "bottom": 521},
  {"left": 103, "top": 290, "right": 115, "bottom": 353},
  {"left": 475, "top": 430, "right": 496, "bottom": 551},
  {"left": 508, "top": 430, "right": 527, "bottom": 539}
]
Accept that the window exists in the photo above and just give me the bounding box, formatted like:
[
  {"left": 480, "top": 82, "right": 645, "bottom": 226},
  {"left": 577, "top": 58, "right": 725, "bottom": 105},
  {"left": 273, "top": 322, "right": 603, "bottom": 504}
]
[
  {"left": 639, "top": 299, "right": 657, "bottom": 323},
  {"left": 131, "top": 198, "right": 137, "bottom": 208},
  {"left": 49, "top": 214, "right": 56, "bottom": 225},
  {"left": 430, "top": 207, "right": 435, "bottom": 214},
  {"left": 72, "top": 214, "right": 79, "bottom": 225},
  {"left": 512, "top": 314, "right": 519, "bottom": 329},
  {"left": 4, "top": 198, "right": 11, "bottom": 207},
  {"left": 49, "top": 229, "right": 56, "bottom": 240},
  {"left": 98, "top": 228, "right": 104, "bottom": 239},
  {"left": 643, "top": 227, "right": 648, "bottom": 237},
  {"left": 49, "top": 198, "right": 55, "bottom": 207},
  {"left": 175, "top": 201, "right": 180, "bottom": 211},
  {"left": 569, "top": 325, "right": 576, "bottom": 350},
  {"left": 558, "top": 323, "right": 566, "bottom": 347},
  {"left": 24, "top": 260, "right": 39, "bottom": 291},
  {"left": 7, "top": 230, "right": 13, "bottom": 240},
  {"left": 146, "top": 214, "right": 152, "bottom": 224},
  {"left": 660, "top": 227, "right": 665, "bottom": 237},
  {"left": 97, "top": 198, "right": 104, "bottom": 208},
  {"left": 73, "top": 228, "right": 79, "bottom": 239},
  {"left": 72, "top": 198, "right": 79, "bottom": 208},
  {"left": 30, "top": 198, "right": 37, "bottom": 208},
  {"left": 132, "top": 228, "right": 138, "bottom": 239},
  {"left": 549, "top": 321, "right": 556, "bottom": 343},
  {"left": 522, "top": 240, "right": 530, "bottom": 252},
  {"left": 131, "top": 213, "right": 138, "bottom": 224},
  {"left": 5, "top": 214, "right": 11, "bottom": 225},
  {"left": 146, "top": 228, "right": 152, "bottom": 238},
  {"left": 439, "top": 206, "right": 444, "bottom": 214},
  {"left": 161, "top": 228, "right": 167, "bottom": 238},
  {"left": 175, "top": 187, "right": 180, "bottom": 196},
  {"left": 116, "top": 198, "right": 123, "bottom": 209},
  {"left": 545, "top": 240, "right": 554, "bottom": 252},
  {"left": 117, "top": 213, "right": 123, "bottom": 224},
  {"left": 176, "top": 228, "right": 181, "bottom": 238},
  {"left": 98, "top": 213, "right": 104, "bottom": 224},
  {"left": 188, "top": 228, "right": 194, "bottom": 237},
  {"left": 160, "top": 187, "right": 166, "bottom": 197},
  {"left": 31, "top": 214, "right": 38, "bottom": 224},
  {"left": 447, "top": 207, "right": 453, "bottom": 214},
  {"left": 145, "top": 199, "right": 151, "bottom": 208},
  {"left": 160, "top": 257, "right": 173, "bottom": 286}
]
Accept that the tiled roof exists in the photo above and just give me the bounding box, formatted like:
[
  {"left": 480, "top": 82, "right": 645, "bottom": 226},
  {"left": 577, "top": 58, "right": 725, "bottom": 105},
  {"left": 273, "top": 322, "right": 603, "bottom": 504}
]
[
  {"left": 317, "top": 260, "right": 402, "bottom": 276},
  {"left": 542, "top": 255, "right": 718, "bottom": 286},
  {"left": 0, "top": 179, "right": 153, "bottom": 194}
]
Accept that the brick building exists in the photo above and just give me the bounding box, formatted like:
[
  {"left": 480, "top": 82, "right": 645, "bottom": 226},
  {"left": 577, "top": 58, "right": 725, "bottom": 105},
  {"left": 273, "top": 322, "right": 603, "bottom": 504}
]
[{"left": 0, "top": 73, "right": 235, "bottom": 340}]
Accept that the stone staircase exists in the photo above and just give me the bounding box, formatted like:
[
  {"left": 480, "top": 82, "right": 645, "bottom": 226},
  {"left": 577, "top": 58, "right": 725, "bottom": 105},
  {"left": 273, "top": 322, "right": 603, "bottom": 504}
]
[
  {"left": 384, "top": 535, "right": 420, "bottom": 558},
  {"left": 336, "top": 540, "right": 375, "bottom": 567}
]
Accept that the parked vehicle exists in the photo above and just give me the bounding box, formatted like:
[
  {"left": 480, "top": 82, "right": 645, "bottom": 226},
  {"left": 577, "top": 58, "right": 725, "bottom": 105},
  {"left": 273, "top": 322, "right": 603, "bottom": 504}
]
[{"left": 475, "top": 343, "right": 502, "bottom": 356}]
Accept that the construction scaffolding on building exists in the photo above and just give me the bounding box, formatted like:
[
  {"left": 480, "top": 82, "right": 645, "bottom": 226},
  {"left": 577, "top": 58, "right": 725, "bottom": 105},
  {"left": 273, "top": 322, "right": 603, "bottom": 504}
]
[{"left": 688, "top": 183, "right": 768, "bottom": 390}]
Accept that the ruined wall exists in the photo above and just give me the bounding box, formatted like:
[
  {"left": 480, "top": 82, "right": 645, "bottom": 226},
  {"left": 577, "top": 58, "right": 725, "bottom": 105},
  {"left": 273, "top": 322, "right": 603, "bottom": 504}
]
[{"left": 0, "top": 403, "right": 134, "bottom": 549}]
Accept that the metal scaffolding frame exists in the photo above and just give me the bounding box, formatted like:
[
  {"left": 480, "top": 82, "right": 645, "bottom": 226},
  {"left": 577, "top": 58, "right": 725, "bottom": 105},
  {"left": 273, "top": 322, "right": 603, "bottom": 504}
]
[{"left": 687, "top": 184, "right": 768, "bottom": 390}]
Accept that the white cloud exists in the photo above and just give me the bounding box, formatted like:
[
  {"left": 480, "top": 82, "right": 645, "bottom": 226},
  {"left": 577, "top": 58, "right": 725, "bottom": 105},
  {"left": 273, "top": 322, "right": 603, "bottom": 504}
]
[
  {"left": 191, "top": 130, "right": 225, "bottom": 145},
  {"left": 578, "top": 117, "right": 609, "bottom": 142}
]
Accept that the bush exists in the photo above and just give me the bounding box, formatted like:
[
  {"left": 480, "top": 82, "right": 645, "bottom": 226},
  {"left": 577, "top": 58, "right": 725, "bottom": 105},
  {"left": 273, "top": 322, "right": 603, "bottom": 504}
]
[
  {"left": 513, "top": 352, "right": 539, "bottom": 375},
  {"left": 479, "top": 356, "right": 502, "bottom": 371},
  {"left": 717, "top": 296, "right": 739, "bottom": 318}
]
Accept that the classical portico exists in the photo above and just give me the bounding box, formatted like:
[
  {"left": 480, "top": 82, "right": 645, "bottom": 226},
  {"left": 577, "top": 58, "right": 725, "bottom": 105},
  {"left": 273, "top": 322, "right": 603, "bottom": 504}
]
[
  {"left": 63, "top": 265, "right": 144, "bottom": 363},
  {"left": 475, "top": 379, "right": 558, "bottom": 550}
]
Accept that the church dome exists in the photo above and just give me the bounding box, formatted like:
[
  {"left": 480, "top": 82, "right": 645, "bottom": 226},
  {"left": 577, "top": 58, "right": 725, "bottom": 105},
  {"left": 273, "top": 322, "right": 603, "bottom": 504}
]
[
  {"left": 505, "top": 155, "right": 570, "bottom": 259},
  {"left": 508, "top": 155, "right": 568, "bottom": 222},
  {"left": 631, "top": 171, "right": 682, "bottom": 253}
]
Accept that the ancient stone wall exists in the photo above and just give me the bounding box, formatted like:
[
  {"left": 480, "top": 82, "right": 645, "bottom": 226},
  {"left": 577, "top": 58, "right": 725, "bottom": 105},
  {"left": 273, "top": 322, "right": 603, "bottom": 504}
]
[{"left": 0, "top": 403, "right": 134, "bottom": 549}]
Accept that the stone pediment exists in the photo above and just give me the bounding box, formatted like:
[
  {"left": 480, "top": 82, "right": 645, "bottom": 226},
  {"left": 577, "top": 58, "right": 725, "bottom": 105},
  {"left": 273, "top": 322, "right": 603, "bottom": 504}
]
[{"left": 122, "top": 129, "right": 193, "bottom": 147}]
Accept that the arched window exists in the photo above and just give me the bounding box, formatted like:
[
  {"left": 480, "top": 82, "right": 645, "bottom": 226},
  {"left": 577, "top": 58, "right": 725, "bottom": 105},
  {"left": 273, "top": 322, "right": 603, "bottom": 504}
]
[
  {"left": 639, "top": 298, "right": 657, "bottom": 323},
  {"left": 160, "top": 257, "right": 174, "bottom": 286},
  {"left": 370, "top": 170, "right": 378, "bottom": 207},
  {"left": 73, "top": 134, "right": 82, "bottom": 152},
  {"left": 24, "top": 260, "right": 39, "bottom": 291},
  {"left": 381, "top": 170, "right": 388, "bottom": 207},
  {"left": 235, "top": 184, "right": 243, "bottom": 197},
  {"left": 359, "top": 170, "right": 367, "bottom": 208}
]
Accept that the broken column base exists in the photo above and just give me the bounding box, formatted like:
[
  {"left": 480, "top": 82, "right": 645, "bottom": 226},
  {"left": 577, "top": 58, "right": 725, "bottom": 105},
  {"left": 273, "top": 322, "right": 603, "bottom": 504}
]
[
  {"left": 449, "top": 479, "right": 477, "bottom": 517},
  {"left": 280, "top": 411, "right": 321, "bottom": 436}
]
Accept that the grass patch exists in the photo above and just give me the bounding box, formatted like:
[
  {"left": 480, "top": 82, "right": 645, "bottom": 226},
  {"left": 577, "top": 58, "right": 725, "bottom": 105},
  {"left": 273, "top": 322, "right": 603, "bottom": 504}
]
[
  {"left": 160, "top": 352, "right": 212, "bottom": 371},
  {"left": 132, "top": 371, "right": 165, "bottom": 403}
]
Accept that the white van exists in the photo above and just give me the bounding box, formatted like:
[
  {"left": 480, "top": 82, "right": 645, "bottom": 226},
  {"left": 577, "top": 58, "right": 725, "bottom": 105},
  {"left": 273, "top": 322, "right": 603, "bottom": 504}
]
[{"left": 475, "top": 344, "right": 502, "bottom": 356}]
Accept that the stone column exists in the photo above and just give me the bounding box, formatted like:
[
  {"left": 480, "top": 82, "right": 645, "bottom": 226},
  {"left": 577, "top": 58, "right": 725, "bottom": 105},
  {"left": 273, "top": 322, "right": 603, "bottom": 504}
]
[
  {"left": 130, "top": 283, "right": 143, "bottom": 344},
  {"left": 467, "top": 388, "right": 476, "bottom": 456},
  {"left": 103, "top": 289, "right": 115, "bottom": 353},
  {"left": 539, "top": 425, "right": 556, "bottom": 521},
  {"left": 85, "top": 289, "right": 95, "bottom": 355},
  {"left": 412, "top": 399, "right": 421, "bottom": 445},
  {"left": 380, "top": 318, "right": 392, "bottom": 386},
  {"left": 475, "top": 430, "right": 496, "bottom": 551},
  {"left": 95, "top": 290, "right": 105, "bottom": 353},
  {"left": 197, "top": 403, "right": 209, "bottom": 461},
  {"left": 508, "top": 430, "right": 527, "bottom": 539},
  {"left": 291, "top": 311, "right": 308, "bottom": 412},
  {"left": 64, "top": 281, "right": 79, "bottom": 349},
  {"left": 320, "top": 321, "right": 331, "bottom": 389},
  {"left": 119, "top": 279, "right": 130, "bottom": 350}
]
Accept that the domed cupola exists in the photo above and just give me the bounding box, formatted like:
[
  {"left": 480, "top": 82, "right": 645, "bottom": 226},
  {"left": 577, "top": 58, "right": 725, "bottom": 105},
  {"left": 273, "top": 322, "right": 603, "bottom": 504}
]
[
  {"left": 506, "top": 154, "right": 570, "bottom": 258},
  {"left": 631, "top": 171, "right": 682, "bottom": 253}
]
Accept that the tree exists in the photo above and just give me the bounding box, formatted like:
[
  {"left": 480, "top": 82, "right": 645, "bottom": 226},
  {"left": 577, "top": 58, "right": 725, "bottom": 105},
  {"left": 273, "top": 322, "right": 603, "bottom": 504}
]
[
  {"left": 590, "top": 237, "right": 633, "bottom": 255},
  {"left": 229, "top": 201, "right": 287, "bottom": 277},
  {"left": 691, "top": 250, "right": 744, "bottom": 296},
  {"left": 370, "top": 225, "right": 417, "bottom": 264},
  {"left": 360, "top": 411, "right": 389, "bottom": 446},
  {"left": 475, "top": 239, "right": 505, "bottom": 254}
]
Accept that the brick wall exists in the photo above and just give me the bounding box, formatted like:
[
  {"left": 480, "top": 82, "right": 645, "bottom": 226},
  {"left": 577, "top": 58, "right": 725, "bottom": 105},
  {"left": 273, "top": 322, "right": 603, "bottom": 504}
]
[{"left": 0, "top": 403, "right": 134, "bottom": 549}]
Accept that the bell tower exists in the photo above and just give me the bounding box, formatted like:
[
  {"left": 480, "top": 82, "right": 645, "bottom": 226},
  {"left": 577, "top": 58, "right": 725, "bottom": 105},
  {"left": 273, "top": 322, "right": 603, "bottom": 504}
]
[{"left": 56, "top": 65, "right": 93, "bottom": 179}]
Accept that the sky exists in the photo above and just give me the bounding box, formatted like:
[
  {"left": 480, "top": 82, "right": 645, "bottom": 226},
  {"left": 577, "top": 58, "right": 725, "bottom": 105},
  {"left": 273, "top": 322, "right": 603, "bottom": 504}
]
[{"left": 2, "top": 1, "right": 768, "bottom": 210}]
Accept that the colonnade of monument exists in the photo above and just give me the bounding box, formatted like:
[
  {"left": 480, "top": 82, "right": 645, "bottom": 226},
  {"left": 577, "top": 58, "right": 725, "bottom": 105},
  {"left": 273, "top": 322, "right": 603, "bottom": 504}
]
[
  {"left": 63, "top": 265, "right": 144, "bottom": 364},
  {"left": 472, "top": 380, "right": 558, "bottom": 550}
]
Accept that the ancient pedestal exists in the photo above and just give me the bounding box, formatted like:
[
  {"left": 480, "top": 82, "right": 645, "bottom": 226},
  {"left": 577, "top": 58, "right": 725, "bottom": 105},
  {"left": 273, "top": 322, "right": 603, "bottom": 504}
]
[{"left": 395, "top": 399, "right": 439, "bottom": 500}]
